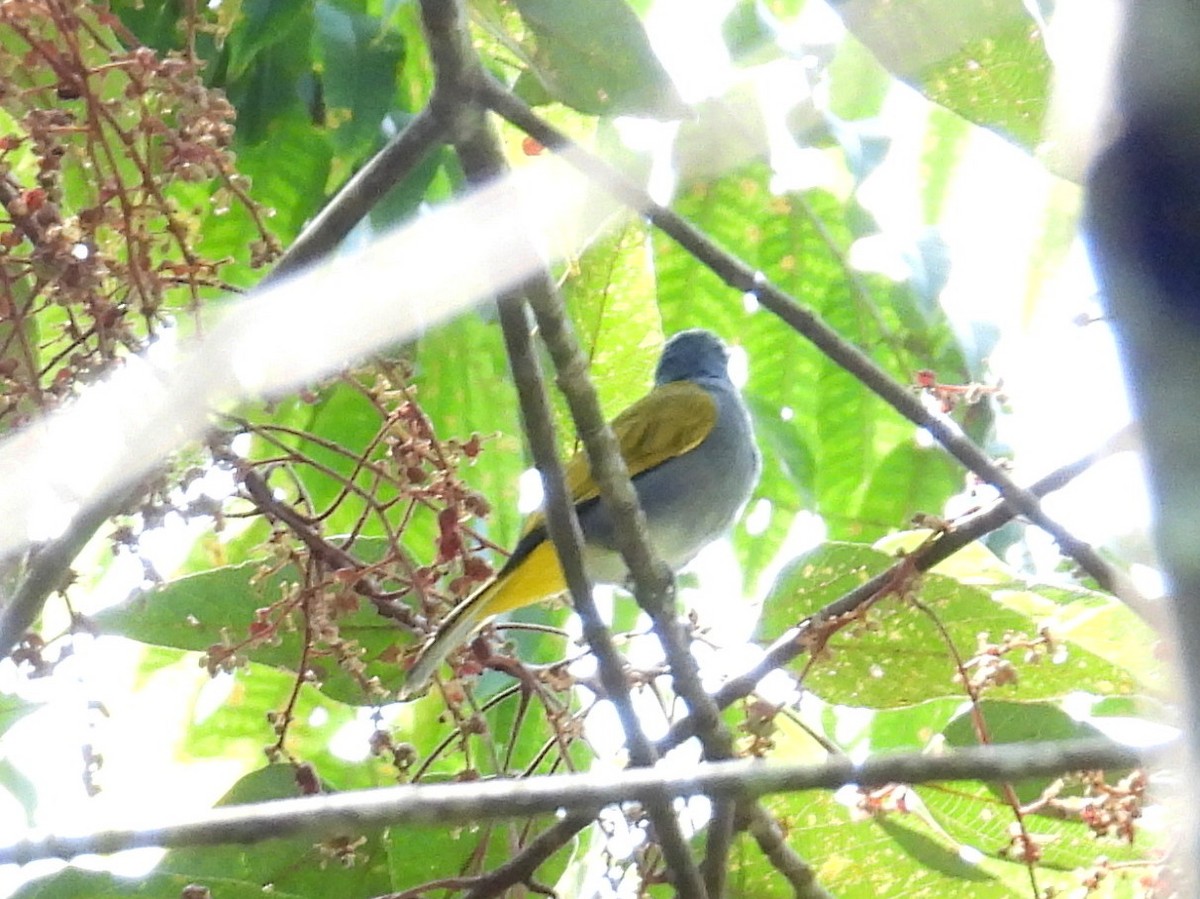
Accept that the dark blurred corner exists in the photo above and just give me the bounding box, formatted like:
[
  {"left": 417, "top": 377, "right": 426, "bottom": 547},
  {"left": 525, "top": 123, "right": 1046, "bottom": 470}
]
[{"left": 1084, "top": 2, "right": 1200, "bottom": 888}]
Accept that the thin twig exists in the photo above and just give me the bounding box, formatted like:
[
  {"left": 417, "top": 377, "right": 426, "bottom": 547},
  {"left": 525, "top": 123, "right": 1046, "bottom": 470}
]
[
  {"left": 461, "top": 812, "right": 597, "bottom": 899},
  {"left": 911, "top": 596, "right": 1040, "bottom": 897}
]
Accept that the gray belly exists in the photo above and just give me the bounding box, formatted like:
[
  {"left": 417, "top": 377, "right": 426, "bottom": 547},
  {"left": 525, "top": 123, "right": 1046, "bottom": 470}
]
[{"left": 576, "top": 382, "right": 759, "bottom": 584}]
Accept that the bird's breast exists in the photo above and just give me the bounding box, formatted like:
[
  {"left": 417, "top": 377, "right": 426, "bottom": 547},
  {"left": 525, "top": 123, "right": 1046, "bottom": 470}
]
[{"left": 577, "top": 380, "right": 759, "bottom": 582}]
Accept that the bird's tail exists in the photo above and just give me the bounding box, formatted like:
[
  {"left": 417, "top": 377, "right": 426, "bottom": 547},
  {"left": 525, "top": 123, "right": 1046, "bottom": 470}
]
[{"left": 400, "top": 580, "right": 497, "bottom": 700}]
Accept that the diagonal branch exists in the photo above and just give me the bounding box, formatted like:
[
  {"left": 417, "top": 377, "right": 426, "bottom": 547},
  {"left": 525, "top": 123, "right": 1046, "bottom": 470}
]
[
  {"left": 0, "top": 481, "right": 145, "bottom": 658},
  {"left": 743, "top": 804, "right": 834, "bottom": 899},
  {"left": 519, "top": 266, "right": 742, "bottom": 897},
  {"left": 461, "top": 811, "right": 597, "bottom": 899}
]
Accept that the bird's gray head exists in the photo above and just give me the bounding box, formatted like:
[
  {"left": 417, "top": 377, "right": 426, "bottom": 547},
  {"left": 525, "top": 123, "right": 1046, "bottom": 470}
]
[{"left": 655, "top": 329, "right": 733, "bottom": 385}]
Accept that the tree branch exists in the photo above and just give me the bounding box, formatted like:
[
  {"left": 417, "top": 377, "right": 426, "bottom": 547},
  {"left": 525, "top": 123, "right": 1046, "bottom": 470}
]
[
  {"left": 743, "top": 804, "right": 834, "bottom": 899},
  {"left": 461, "top": 811, "right": 597, "bottom": 899},
  {"left": 0, "top": 481, "right": 144, "bottom": 658},
  {"left": 0, "top": 737, "right": 1159, "bottom": 866},
  {"left": 493, "top": 299, "right": 670, "bottom": 771}
]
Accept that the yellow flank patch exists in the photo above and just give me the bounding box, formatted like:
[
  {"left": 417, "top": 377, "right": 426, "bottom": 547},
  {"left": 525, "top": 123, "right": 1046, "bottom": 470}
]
[{"left": 479, "top": 539, "right": 568, "bottom": 616}]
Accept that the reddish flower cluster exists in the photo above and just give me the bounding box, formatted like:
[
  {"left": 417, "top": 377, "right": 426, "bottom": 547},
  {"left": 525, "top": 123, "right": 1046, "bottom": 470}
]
[{"left": 0, "top": 2, "right": 278, "bottom": 431}]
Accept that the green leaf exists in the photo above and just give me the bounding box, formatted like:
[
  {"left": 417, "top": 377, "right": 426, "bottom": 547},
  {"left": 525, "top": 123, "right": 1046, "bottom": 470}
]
[
  {"left": 411, "top": 314, "right": 524, "bottom": 556},
  {"left": 861, "top": 697, "right": 965, "bottom": 753},
  {"left": 233, "top": 115, "right": 334, "bottom": 245},
  {"left": 555, "top": 217, "right": 664, "bottom": 447},
  {"left": 740, "top": 394, "right": 813, "bottom": 588},
  {"left": 814, "top": 351, "right": 875, "bottom": 525},
  {"left": 180, "top": 516, "right": 274, "bottom": 575},
  {"left": 176, "top": 655, "right": 382, "bottom": 791},
  {"left": 162, "top": 766, "right": 391, "bottom": 893},
  {"left": 827, "top": 32, "right": 892, "bottom": 121},
  {"left": 313, "top": 2, "right": 405, "bottom": 156},
  {"left": 918, "top": 107, "right": 973, "bottom": 225},
  {"left": 672, "top": 86, "right": 772, "bottom": 184},
  {"left": 0, "top": 758, "right": 38, "bottom": 827},
  {"left": 912, "top": 700, "right": 1149, "bottom": 870},
  {"left": 994, "top": 587, "right": 1169, "bottom": 694},
  {"left": 655, "top": 162, "right": 967, "bottom": 582},
  {"left": 13, "top": 766, "right": 391, "bottom": 898},
  {"left": 512, "top": 0, "right": 687, "bottom": 118},
  {"left": 223, "top": 5, "right": 318, "bottom": 147},
  {"left": 93, "top": 551, "right": 414, "bottom": 706},
  {"left": 833, "top": 0, "right": 1050, "bottom": 150},
  {"left": 941, "top": 699, "right": 1105, "bottom": 795},
  {"left": 876, "top": 532, "right": 1168, "bottom": 693},
  {"left": 12, "top": 869, "right": 279, "bottom": 899},
  {"left": 722, "top": 0, "right": 781, "bottom": 67},
  {"left": 857, "top": 441, "right": 961, "bottom": 540},
  {"left": 729, "top": 790, "right": 1084, "bottom": 897},
  {"left": 758, "top": 541, "right": 882, "bottom": 635},
  {"left": 225, "top": 0, "right": 313, "bottom": 79},
  {"left": 389, "top": 0, "right": 436, "bottom": 112},
  {"left": 110, "top": 1, "right": 197, "bottom": 50},
  {"left": 0, "top": 694, "right": 40, "bottom": 741},
  {"left": 513, "top": 68, "right": 555, "bottom": 108},
  {"left": 759, "top": 542, "right": 1140, "bottom": 708},
  {"left": 1090, "top": 694, "right": 1173, "bottom": 723}
]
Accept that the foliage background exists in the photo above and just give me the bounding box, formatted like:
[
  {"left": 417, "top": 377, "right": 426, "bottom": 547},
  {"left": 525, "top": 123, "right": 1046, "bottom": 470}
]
[{"left": 0, "top": 0, "right": 1168, "bottom": 897}]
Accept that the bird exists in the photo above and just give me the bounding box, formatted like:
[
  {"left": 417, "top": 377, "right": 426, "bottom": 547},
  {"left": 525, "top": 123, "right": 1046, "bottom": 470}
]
[{"left": 400, "top": 328, "right": 760, "bottom": 699}]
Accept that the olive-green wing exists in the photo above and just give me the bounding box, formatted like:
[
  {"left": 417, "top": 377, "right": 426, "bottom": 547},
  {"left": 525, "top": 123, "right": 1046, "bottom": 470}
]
[{"left": 520, "top": 381, "right": 717, "bottom": 537}]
